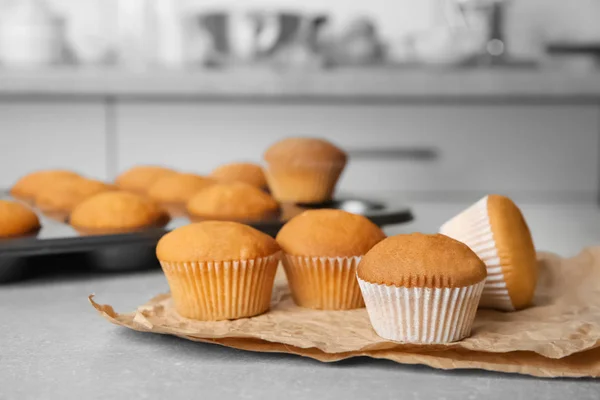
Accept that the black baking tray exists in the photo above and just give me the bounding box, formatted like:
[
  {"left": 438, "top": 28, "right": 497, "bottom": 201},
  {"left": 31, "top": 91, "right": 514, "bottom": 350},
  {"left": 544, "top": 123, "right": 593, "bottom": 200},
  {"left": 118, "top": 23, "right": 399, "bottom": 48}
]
[{"left": 0, "top": 196, "right": 413, "bottom": 284}]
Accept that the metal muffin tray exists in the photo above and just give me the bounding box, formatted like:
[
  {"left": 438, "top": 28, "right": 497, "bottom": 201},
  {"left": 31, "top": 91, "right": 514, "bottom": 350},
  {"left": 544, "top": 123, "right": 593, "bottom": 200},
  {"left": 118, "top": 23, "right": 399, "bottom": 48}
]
[{"left": 0, "top": 196, "right": 413, "bottom": 284}]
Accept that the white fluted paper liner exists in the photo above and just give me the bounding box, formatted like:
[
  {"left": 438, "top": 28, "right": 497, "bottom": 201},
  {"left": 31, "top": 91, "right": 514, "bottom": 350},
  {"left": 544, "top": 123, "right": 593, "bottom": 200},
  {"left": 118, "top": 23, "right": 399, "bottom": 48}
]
[
  {"left": 358, "top": 278, "right": 485, "bottom": 343},
  {"left": 282, "top": 254, "right": 364, "bottom": 310},
  {"left": 160, "top": 253, "right": 280, "bottom": 321},
  {"left": 440, "top": 196, "right": 515, "bottom": 311}
]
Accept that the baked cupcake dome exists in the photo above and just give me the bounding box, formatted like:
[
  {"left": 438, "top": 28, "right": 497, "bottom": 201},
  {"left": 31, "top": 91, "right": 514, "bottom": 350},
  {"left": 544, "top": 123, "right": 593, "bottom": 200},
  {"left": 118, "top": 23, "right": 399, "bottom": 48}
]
[
  {"left": 147, "top": 173, "right": 215, "bottom": 216},
  {"left": 276, "top": 209, "right": 386, "bottom": 310},
  {"left": 357, "top": 233, "right": 486, "bottom": 343},
  {"left": 70, "top": 191, "right": 169, "bottom": 235},
  {"left": 11, "top": 169, "right": 80, "bottom": 204},
  {"left": 186, "top": 182, "right": 279, "bottom": 222},
  {"left": 0, "top": 200, "right": 40, "bottom": 238},
  {"left": 34, "top": 176, "right": 115, "bottom": 221},
  {"left": 263, "top": 137, "right": 347, "bottom": 204},
  {"left": 115, "top": 165, "right": 175, "bottom": 194},
  {"left": 439, "top": 194, "right": 538, "bottom": 311},
  {"left": 210, "top": 162, "right": 267, "bottom": 189},
  {"left": 157, "top": 221, "right": 281, "bottom": 321}
]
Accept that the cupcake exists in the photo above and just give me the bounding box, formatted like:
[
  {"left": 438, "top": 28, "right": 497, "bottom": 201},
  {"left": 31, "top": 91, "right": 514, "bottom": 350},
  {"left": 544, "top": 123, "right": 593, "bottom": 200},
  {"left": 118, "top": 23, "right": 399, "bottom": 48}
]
[
  {"left": 115, "top": 165, "right": 176, "bottom": 195},
  {"left": 186, "top": 182, "right": 279, "bottom": 222},
  {"left": 11, "top": 169, "right": 80, "bottom": 204},
  {"left": 276, "top": 209, "right": 386, "bottom": 310},
  {"left": 263, "top": 138, "right": 347, "bottom": 204},
  {"left": 439, "top": 195, "right": 538, "bottom": 311},
  {"left": 211, "top": 162, "right": 267, "bottom": 189},
  {"left": 357, "top": 233, "right": 486, "bottom": 343},
  {"left": 35, "top": 177, "right": 115, "bottom": 221},
  {"left": 70, "top": 191, "right": 169, "bottom": 235},
  {"left": 147, "top": 173, "right": 215, "bottom": 217},
  {"left": 156, "top": 221, "right": 281, "bottom": 320},
  {"left": 0, "top": 200, "right": 40, "bottom": 238}
]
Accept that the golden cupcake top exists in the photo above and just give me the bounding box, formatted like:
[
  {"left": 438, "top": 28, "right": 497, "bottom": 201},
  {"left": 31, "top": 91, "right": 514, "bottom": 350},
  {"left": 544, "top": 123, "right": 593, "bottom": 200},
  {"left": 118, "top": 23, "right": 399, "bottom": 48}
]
[
  {"left": 11, "top": 169, "right": 80, "bottom": 202},
  {"left": 70, "top": 191, "right": 169, "bottom": 232},
  {"left": 276, "top": 209, "right": 386, "bottom": 257},
  {"left": 147, "top": 173, "right": 215, "bottom": 204},
  {"left": 0, "top": 200, "right": 40, "bottom": 238},
  {"left": 358, "top": 233, "right": 487, "bottom": 288},
  {"left": 35, "top": 176, "right": 115, "bottom": 213},
  {"left": 211, "top": 162, "right": 267, "bottom": 189},
  {"left": 486, "top": 194, "right": 538, "bottom": 309},
  {"left": 156, "top": 221, "right": 280, "bottom": 263},
  {"left": 115, "top": 165, "right": 176, "bottom": 193},
  {"left": 264, "top": 137, "right": 347, "bottom": 166},
  {"left": 187, "top": 182, "right": 279, "bottom": 221}
]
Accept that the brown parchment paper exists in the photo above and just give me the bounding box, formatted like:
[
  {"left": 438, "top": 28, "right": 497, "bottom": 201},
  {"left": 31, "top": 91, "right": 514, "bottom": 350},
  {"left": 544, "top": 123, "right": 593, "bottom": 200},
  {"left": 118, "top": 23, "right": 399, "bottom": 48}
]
[{"left": 90, "top": 248, "right": 600, "bottom": 378}]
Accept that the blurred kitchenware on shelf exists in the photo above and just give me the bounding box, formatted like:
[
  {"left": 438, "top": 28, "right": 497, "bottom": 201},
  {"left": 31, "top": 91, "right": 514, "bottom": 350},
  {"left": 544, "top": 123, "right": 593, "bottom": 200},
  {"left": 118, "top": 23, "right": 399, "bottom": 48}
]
[
  {"left": 0, "top": 0, "right": 65, "bottom": 68},
  {"left": 266, "top": 12, "right": 329, "bottom": 69},
  {"left": 115, "top": 0, "right": 159, "bottom": 69},
  {"left": 411, "top": 26, "right": 482, "bottom": 66},
  {"left": 458, "top": 0, "right": 535, "bottom": 67},
  {"left": 545, "top": 42, "right": 600, "bottom": 72},
  {"left": 153, "top": 0, "right": 187, "bottom": 69},
  {"left": 192, "top": 8, "right": 331, "bottom": 68},
  {"left": 325, "top": 17, "right": 386, "bottom": 66},
  {"left": 65, "top": 0, "right": 114, "bottom": 66},
  {"left": 194, "top": 9, "right": 255, "bottom": 67}
]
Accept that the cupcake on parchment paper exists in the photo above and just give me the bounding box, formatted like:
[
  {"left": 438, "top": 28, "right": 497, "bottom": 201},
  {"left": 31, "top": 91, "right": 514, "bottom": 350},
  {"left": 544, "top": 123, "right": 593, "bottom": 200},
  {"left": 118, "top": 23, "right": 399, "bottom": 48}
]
[
  {"left": 186, "top": 182, "right": 279, "bottom": 222},
  {"left": 357, "top": 233, "right": 486, "bottom": 344},
  {"left": 34, "top": 176, "right": 116, "bottom": 221},
  {"left": 156, "top": 221, "right": 281, "bottom": 321},
  {"left": 276, "top": 209, "right": 386, "bottom": 310},
  {"left": 210, "top": 162, "right": 267, "bottom": 189},
  {"left": 0, "top": 200, "right": 40, "bottom": 238},
  {"left": 70, "top": 191, "right": 169, "bottom": 235},
  {"left": 147, "top": 173, "right": 216, "bottom": 217},
  {"left": 439, "top": 194, "right": 538, "bottom": 311},
  {"left": 263, "top": 138, "right": 347, "bottom": 204},
  {"left": 11, "top": 169, "right": 80, "bottom": 204},
  {"left": 115, "top": 165, "right": 176, "bottom": 195}
]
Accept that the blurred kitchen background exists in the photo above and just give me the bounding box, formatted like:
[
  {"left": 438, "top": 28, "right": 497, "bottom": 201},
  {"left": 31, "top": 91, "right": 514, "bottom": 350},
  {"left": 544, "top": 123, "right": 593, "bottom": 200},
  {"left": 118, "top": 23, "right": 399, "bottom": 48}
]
[{"left": 2, "top": 0, "right": 600, "bottom": 204}]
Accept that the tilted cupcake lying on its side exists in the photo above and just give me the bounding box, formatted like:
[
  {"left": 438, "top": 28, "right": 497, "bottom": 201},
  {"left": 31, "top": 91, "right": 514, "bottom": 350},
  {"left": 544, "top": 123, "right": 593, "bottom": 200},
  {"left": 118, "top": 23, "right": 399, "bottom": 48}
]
[
  {"left": 70, "top": 191, "right": 169, "bottom": 235},
  {"left": 186, "top": 182, "right": 279, "bottom": 222},
  {"left": 439, "top": 194, "right": 538, "bottom": 311},
  {"left": 0, "top": 200, "right": 40, "bottom": 238},
  {"left": 358, "top": 233, "right": 486, "bottom": 344},
  {"left": 263, "top": 137, "right": 347, "bottom": 204},
  {"left": 276, "top": 209, "right": 386, "bottom": 310},
  {"left": 156, "top": 221, "right": 281, "bottom": 321}
]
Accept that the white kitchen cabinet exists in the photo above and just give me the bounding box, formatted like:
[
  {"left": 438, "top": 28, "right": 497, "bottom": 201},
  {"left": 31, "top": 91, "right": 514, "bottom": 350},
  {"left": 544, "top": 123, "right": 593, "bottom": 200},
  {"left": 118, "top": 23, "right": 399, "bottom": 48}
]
[
  {"left": 116, "top": 102, "right": 598, "bottom": 201},
  {"left": 0, "top": 102, "right": 108, "bottom": 188}
]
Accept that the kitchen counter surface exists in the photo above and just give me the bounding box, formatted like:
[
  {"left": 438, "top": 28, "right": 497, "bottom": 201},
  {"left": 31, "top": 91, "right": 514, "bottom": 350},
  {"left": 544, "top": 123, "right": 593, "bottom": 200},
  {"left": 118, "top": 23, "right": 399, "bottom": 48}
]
[
  {"left": 2, "top": 68, "right": 600, "bottom": 101},
  {"left": 1, "top": 201, "right": 600, "bottom": 400}
]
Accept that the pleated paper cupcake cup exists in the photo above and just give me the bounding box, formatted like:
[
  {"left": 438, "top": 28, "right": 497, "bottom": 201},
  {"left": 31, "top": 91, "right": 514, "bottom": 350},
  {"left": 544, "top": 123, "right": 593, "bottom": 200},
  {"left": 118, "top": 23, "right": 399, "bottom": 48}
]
[
  {"left": 358, "top": 278, "right": 485, "bottom": 343},
  {"left": 160, "top": 252, "right": 281, "bottom": 321},
  {"left": 265, "top": 162, "right": 345, "bottom": 204},
  {"left": 439, "top": 196, "right": 515, "bottom": 311},
  {"left": 281, "top": 254, "right": 364, "bottom": 310}
]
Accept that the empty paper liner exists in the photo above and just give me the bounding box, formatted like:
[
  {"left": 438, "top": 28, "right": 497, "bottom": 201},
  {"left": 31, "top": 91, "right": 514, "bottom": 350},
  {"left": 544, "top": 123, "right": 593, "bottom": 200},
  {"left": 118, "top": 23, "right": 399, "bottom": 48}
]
[{"left": 91, "top": 248, "right": 600, "bottom": 378}]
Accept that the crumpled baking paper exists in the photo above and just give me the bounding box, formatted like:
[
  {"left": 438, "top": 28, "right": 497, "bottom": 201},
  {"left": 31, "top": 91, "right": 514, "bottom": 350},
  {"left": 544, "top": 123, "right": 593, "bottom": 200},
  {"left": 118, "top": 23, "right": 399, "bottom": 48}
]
[{"left": 90, "top": 248, "right": 600, "bottom": 378}]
